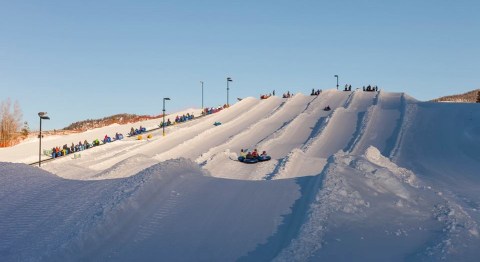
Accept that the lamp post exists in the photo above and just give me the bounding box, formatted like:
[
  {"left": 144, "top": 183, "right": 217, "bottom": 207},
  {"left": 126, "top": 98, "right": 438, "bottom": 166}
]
[
  {"left": 334, "top": 75, "right": 339, "bottom": 90},
  {"left": 163, "top": 97, "right": 170, "bottom": 136},
  {"left": 200, "top": 81, "right": 204, "bottom": 111},
  {"left": 38, "top": 112, "right": 50, "bottom": 167},
  {"left": 227, "top": 77, "right": 232, "bottom": 106}
]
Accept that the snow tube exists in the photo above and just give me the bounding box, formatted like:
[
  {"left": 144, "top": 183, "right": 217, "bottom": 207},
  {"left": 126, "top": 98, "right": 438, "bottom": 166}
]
[
  {"left": 214, "top": 122, "right": 222, "bottom": 126},
  {"left": 257, "top": 155, "right": 271, "bottom": 162},
  {"left": 238, "top": 156, "right": 258, "bottom": 164}
]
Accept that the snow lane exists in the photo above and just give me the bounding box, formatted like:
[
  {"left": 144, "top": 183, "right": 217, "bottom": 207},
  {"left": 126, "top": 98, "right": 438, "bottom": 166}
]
[
  {"left": 261, "top": 90, "right": 351, "bottom": 159},
  {"left": 260, "top": 90, "right": 351, "bottom": 180},
  {"left": 307, "top": 91, "right": 375, "bottom": 158},
  {"left": 274, "top": 91, "right": 375, "bottom": 180},
  {"left": 200, "top": 94, "right": 317, "bottom": 180},
  {"left": 154, "top": 97, "right": 284, "bottom": 162},
  {"left": 47, "top": 98, "right": 260, "bottom": 180},
  {"left": 349, "top": 91, "right": 404, "bottom": 155}
]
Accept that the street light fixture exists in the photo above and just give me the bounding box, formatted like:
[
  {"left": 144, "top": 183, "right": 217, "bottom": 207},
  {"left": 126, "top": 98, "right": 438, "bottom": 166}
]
[
  {"left": 227, "top": 77, "right": 232, "bottom": 106},
  {"left": 163, "top": 97, "right": 170, "bottom": 136},
  {"left": 200, "top": 81, "right": 204, "bottom": 112},
  {"left": 334, "top": 75, "right": 339, "bottom": 90},
  {"left": 38, "top": 112, "right": 50, "bottom": 167}
]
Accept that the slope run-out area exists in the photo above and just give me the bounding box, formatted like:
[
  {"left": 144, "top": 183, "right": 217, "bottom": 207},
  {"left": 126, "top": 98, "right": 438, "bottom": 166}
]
[{"left": 0, "top": 90, "right": 479, "bottom": 261}]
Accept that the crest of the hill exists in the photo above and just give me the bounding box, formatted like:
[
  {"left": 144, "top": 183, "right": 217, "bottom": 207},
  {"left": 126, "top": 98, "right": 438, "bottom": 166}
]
[
  {"left": 63, "top": 113, "right": 161, "bottom": 131},
  {"left": 431, "top": 89, "right": 480, "bottom": 103}
]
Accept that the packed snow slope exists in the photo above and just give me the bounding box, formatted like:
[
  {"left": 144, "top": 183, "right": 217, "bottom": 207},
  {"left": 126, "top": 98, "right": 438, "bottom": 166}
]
[{"left": 0, "top": 89, "right": 479, "bottom": 261}]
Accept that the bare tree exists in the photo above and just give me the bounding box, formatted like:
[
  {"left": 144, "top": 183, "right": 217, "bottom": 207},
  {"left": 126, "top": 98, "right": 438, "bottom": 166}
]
[{"left": 0, "top": 98, "right": 23, "bottom": 147}]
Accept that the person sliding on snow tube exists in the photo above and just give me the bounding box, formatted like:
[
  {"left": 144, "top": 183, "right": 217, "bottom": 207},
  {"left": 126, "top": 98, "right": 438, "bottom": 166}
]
[
  {"left": 238, "top": 149, "right": 247, "bottom": 162},
  {"left": 246, "top": 151, "right": 253, "bottom": 159},
  {"left": 240, "top": 149, "right": 247, "bottom": 158},
  {"left": 252, "top": 149, "right": 259, "bottom": 158},
  {"left": 51, "top": 147, "right": 57, "bottom": 158},
  {"left": 238, "top": 149, "right": 247, "bottom": 161},
  {"left": 257, "top": 151, "right": 271, "bottom": 161},
  {"left": 241, "top": 151, "right": 258, "bottom": 163}
]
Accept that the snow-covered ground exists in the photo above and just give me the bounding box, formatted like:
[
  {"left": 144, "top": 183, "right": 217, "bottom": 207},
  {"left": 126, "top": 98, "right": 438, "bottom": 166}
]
[{"left": 0, "top": 89, "right": 479, "bottom": 261}]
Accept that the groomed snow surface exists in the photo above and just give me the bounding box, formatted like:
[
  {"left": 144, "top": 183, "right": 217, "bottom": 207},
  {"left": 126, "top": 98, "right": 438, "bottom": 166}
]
[{"left": 1, "top": 90, "right": 479, "bottom": 261}]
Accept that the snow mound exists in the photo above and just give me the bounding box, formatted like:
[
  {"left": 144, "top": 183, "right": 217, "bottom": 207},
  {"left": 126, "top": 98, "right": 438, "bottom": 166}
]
[{"left": 275, "top": 147, "right": 479, "bottom": 261}]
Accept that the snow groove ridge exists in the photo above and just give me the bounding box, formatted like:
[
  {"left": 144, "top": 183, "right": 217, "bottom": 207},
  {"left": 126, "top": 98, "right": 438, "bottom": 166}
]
[
  {"left": 254, "top": 95, "right": 323, "bottom": 153},
  {"left": 240, "top": 156, "right": 332, "bottom": 261},
  {"left": 388, "top": 93, "right": 415, "bottom": 160},
  {"left": 344, "top": 91, "right": 381, "bottom": 154},
  {"left": 271, "top": 92, "right": 355, "bottom": 179},
  {"left": 342, "top": 89, "right": 357, "bottom": 108},
  {"left": 301, "top": 90, "right": 356, "bottom": 153},
  {"left": 272, "top": 154, "right": 339, "bottom": 261},
  {"left": 254, "top": 95, "right": 319, "bottom": 149}
]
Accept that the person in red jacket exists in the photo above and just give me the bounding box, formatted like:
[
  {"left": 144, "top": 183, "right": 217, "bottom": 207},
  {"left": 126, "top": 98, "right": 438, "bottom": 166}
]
[{"left": 252, "top": 149, "right": 258, "bottom": 158}]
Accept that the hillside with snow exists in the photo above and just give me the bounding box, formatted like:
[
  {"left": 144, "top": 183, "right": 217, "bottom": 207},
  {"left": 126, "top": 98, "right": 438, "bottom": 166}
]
[
  {"left": 431, "top": 89, "right": 480, "bottom": 103},
  {"left": 0, "top": 89, "right": 479, "bottom": 261}
]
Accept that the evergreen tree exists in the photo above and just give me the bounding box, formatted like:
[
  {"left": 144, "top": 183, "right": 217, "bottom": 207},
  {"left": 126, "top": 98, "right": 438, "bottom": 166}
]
[{"left": 21, "top": 121, "right": 30, "bottom": 137}]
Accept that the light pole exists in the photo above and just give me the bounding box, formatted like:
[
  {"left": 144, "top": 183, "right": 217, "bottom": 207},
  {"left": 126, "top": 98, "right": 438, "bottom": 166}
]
[
  {"left": 38, "top": 112, "right": 50, "bottom": 167},
  {"left": 163, "top": 97, "right": 170, "bottom": 136},
  {"left": 200, "top": 81, "right": 204, "bottom": 111},
  {"left": 334, "top": 75, "right": 339, "bottom": 90},
  {"left": 227, "top": 77, "right": 232, "bottom": 106}
]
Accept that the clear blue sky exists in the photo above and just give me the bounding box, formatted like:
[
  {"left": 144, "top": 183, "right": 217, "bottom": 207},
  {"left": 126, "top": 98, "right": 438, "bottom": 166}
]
[{"left": 1, "top": 0, "right": 479, "bottom": 130}]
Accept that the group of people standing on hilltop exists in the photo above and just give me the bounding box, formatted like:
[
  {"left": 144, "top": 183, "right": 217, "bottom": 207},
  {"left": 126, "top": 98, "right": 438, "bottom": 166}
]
[
  {"left": 363, "top": 85, "right": 378, "bottom": 92},
  {"left": 283, "top": 91, "right": 293, "bottom": 98},
  {"left": 256, "top": 85, "right": 381, "bottom": 99}
]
